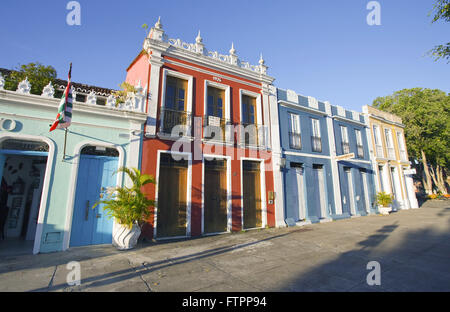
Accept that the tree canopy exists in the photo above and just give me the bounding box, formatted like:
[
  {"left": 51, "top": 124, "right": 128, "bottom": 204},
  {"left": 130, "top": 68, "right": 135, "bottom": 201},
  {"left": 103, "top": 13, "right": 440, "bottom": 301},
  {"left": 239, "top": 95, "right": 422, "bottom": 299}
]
[
  {"left": 429, "top": 0, "right": 450, "bottom": 62},
  {"left": 3, "top": 62, "right": 57, "bottom": 95},
  {"left": 372, "top": 88, "right": 450, "bottom": 169}
]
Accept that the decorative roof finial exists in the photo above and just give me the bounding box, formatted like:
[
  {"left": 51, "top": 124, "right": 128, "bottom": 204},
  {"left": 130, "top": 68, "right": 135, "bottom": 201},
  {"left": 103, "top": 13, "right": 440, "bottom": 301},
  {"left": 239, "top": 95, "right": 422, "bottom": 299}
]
[
  {"left": 196, "top": 30, "right": 202, "bottom": 44},
  {"left": 259, "top": 53, "right": 265, "bottom": 65},
  {"left": 155, "top": 16, "right": 162, "bottom": 29},
  {"left": 229, "top": 42, "right": 236, "bottom": 55}
]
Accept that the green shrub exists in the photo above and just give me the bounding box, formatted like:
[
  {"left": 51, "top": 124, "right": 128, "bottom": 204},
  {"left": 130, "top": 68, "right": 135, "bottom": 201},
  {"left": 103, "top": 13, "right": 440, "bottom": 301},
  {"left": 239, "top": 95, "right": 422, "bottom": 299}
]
[
  {"left": 93, "top": 167, "right": 155, "bottom": 229},
  {"left": 376, "top": 192, "right": 393, "bottom": 207}
]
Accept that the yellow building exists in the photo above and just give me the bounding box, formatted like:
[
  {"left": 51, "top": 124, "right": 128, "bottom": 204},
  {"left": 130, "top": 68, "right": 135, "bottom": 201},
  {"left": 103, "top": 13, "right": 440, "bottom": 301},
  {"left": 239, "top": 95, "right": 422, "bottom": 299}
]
[{"left": 362, "top": 105, "right": 419, "bottom": 210}]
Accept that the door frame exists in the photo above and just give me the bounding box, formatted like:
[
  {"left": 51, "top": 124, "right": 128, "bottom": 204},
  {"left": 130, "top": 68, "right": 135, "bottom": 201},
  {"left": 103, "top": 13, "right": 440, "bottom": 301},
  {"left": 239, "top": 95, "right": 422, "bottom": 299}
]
[
  {"left": 240, "top": 157, "right": 267, "bottom": 230},
  {"left": 201, "top": 154, "right": 231, "bottom": 235},
  {"left": 63, "top": 141, "right": 125, "bottom": 251},
  {"left": 153, "top": 150, "right": 192, "bottom": 239},
  {"left": 0, "top": 133, "right": 55, "bottom": 255}
]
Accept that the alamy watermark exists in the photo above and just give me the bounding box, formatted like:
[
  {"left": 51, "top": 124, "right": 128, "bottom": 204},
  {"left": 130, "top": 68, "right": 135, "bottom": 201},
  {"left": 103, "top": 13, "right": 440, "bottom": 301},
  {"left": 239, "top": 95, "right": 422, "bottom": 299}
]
[
  {"left": 66, "top": 1, "right": 81, "bottom": 26},
  {"left": 366, "top": 1, "right": 381, "bottom": 26},
  {"left": 366, "top": 261, "right": 381, "bottom": 286},
  {"left": 66, "top": 261, "right": 81, "bottom": 286}
]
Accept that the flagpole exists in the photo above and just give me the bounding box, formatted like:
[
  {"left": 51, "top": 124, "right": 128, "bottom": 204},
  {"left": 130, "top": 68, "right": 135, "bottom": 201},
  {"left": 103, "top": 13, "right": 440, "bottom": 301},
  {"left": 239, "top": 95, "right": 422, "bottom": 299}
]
[{"left": 63, "top": 128, "right": 68, "bottom": 160}]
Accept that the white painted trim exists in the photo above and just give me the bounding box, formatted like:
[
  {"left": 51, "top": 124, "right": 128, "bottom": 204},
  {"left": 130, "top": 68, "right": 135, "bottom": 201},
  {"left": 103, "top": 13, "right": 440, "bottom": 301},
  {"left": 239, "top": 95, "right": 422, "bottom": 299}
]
[
  {"left": 240, "top": 157, "right": 267, "bottom": 230},
  {"left": 278, "top": 100, "right": 328, "bottom": 117},
  {"left": 0, "top": 134, "right": 55, "bottom": 255},
  {"left": 284, "top": 151, "right": 331, "bottom": 159},
  {"left": 201, "top": 154, "right": 232, "bottom": 234},
  {"left": 62, "top": 141, "right": 125, "bottom": 251},
  {"left": 162, "top": 53, "right": 272, "bottom": 87},
  {"left": 153, "top": 150, "right": 192, "bottom": 239}
]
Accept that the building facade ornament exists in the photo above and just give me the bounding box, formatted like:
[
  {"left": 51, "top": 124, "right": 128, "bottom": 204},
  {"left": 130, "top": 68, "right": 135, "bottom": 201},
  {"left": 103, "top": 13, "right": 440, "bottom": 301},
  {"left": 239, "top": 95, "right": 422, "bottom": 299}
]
[
  {"left": 17, "top": 77, "right": 31, "bottom": 94},
  {"left": 41, "top": 81, "right": 55, "bottom": 98},
  {"left": 86, "top": 90, "right": 97, "bottom": 105},
  {"left": 0, "top": 73, "right": 4, "bottom": 90}
]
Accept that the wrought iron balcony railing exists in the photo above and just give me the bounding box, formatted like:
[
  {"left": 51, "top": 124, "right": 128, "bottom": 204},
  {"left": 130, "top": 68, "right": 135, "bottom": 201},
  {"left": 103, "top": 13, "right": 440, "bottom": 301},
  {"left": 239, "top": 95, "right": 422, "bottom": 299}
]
[
  {"left": 311, "top": 136, "right": 322, "bottom": 153},
  {"left": 203, "top": 115, "right": 232, "bottom": 143},
  {"left": 342, "top": 142, "right": 350, "bottom": 154},
  {"left": 160, "top": 108, "right": 192, "bottom": 137},
  {"left": 375, "top": 145, "right": 384, "bottom": 158},
  {"left": 238, "top": 122, "right": 267, "bottom": 148},
  {"left": 387, "top": 147, "right": 396, "bottom": 159},
  {"left": 289, "top": 132, "right": 302, "bottom": 150},
  {"left": 356, "top": 144, "right": 364, "bottom": 158}
]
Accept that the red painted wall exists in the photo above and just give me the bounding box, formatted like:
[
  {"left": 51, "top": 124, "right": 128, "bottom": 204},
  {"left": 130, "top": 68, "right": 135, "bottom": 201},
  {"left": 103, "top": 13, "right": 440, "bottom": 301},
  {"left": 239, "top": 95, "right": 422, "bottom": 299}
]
[{"left": 127, "top": 53, "right": 275, "bottom": 240}]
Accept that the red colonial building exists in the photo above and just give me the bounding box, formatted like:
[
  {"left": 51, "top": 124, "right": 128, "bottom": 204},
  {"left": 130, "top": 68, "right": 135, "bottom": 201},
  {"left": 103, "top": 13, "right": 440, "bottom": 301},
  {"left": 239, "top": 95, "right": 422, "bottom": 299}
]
[{"left": 126, "top": 18, "right": 277, "bottom": 239}]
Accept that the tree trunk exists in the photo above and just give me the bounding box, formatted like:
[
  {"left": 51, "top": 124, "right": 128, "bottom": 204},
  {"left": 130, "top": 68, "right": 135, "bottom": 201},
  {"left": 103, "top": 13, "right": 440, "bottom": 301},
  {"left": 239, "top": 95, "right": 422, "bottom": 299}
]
[
  {"left": 436, "top": 165, "right": 448, "bottom": 195},
  {"left": 421, "top": 150, "right": 433, "bottom": 195}
]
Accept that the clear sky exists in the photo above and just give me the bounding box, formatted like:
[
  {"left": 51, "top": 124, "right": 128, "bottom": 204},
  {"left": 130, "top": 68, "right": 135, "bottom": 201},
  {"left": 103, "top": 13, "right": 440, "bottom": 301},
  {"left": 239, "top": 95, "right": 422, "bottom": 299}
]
[{"left": 0, "top": 0, "right": 448, "bottom": 112}]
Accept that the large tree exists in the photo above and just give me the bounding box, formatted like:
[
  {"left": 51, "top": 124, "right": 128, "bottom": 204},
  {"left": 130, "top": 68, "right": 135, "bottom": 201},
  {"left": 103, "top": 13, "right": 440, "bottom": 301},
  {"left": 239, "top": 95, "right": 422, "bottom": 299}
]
[
  {"left": 373, "top": 88, "right": 450, "bottom": 194},
  {"left": 429, "top": 0, "right": 450, "bottom": 63},
  {"left": 3, "top": 62, "right": 57, "bottom": 95}
]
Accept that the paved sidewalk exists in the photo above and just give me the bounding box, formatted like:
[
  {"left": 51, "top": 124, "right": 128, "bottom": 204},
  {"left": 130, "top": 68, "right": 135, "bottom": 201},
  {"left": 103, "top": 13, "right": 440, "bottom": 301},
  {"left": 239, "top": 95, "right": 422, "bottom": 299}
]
[{"left": 0, "top": 199, "right": 449, "bottom": 292}]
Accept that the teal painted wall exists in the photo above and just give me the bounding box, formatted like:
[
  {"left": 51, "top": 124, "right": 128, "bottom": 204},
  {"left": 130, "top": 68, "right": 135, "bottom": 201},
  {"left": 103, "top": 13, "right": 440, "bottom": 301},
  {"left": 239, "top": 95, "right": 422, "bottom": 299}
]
[{"left": 0, "top": 92, "right": 145, "bottom": 253}]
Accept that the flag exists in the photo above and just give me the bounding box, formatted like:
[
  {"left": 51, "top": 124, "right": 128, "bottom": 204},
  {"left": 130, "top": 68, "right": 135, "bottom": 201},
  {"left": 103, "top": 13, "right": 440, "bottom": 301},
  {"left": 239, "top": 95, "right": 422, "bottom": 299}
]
[{"left": 49, "top": 63, "right": 73, "bottom": 132}]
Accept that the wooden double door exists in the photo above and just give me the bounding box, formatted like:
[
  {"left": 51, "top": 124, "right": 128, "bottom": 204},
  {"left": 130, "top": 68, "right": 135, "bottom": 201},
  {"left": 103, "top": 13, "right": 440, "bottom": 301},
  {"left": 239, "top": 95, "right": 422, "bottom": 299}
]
[
  {"left": 242, "top": 160, "right": 262, "bottom": 229},
  {"left": 71, "top": 155, "right": 117, "bottom": 247},
  {"left": 203, "top": 159, "right": 227, "bottom": 234},
  {"left": 157, "top": 153, "right": 188, "bottom": 238}
]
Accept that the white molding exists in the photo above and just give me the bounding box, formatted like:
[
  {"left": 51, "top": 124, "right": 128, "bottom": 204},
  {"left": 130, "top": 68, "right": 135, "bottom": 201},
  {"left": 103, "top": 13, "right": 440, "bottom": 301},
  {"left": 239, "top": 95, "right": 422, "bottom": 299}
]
[
  {"left": 0, "top": 90, "right": 147, "bottom": 123},
  {"left": 0, "top": 133, "right": 56, "bottom": 255},
  {"left": 62, "top": 141, "right": 125, "bottom": 251},
  {"left": 284, "top": 151, "right": 331, "bottom": 159},
  {"left": 163, "top": 58, "right": 263, "bottom": 89},
  {"left": 278, "top": 100, "right": 328, "bottom": 117},
  {"left": 153, "top": 150, "right": 192, "bottom": 239}
]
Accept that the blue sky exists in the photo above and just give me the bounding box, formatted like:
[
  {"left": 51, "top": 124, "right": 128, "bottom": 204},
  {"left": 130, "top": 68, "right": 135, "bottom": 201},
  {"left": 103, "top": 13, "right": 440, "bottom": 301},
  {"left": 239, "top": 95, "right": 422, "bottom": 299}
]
[{"left": 0, "top": 0, "right": 448, "bottom": 112}]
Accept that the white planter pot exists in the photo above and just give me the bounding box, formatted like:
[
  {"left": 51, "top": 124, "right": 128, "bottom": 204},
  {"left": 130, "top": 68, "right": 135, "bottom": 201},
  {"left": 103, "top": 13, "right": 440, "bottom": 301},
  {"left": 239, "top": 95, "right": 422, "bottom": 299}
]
[
  {"left": 378, "top": 205, "right": 392, "bottom": 215},
  {"left": 112, "top": 222, "right": 141, "bottom": 250}
]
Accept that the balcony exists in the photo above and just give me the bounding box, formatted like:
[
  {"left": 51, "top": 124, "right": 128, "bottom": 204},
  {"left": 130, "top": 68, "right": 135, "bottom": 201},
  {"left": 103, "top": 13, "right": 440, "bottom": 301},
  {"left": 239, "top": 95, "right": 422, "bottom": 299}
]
[
  {"left": 238, "top": 122, "right": 267, "bottom": 148},
  {"left": 376, "top": 145, "right": 384, "bottom": 158},
  {"left": 289, "top": 132, "right": 302, "bottom": 150},
  {"left": 387, "top": 147, "right": 396, "bottom": 159},
  {"left": 342, "top": 142, "right": 350, "bottom": 154},
  {"left": 400, "top": 150, "right": 407, "bottom": 161},
  {"left": 311, "top": 136, "right": 322, "bottom": 153},
  {"left": 160, "top": 108, "right": 192, "bottom": 137},
  {"left": 356, "top": 144, "right": 364, "bottom": 158},
  {"left": 203, "top": 115, "right": 232, "bottom": 143}
]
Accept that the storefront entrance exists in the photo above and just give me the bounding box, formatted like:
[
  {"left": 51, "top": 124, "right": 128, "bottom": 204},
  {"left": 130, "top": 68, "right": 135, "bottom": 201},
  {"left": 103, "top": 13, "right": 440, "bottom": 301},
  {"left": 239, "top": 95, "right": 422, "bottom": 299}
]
[{"left": 0, "top": 139, "right": 49, "bottom": 255}]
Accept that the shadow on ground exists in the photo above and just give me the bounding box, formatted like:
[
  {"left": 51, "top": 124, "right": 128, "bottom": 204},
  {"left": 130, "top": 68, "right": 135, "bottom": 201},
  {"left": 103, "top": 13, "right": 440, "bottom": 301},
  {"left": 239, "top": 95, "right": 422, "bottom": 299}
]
[{"left": 276, "top": 202, "right": 450, "bottom": 291}]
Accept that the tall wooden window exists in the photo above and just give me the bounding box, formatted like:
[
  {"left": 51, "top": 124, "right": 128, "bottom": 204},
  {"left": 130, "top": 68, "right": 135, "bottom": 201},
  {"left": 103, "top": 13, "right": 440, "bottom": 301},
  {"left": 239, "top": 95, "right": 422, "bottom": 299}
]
[
  {"left": 162, "top": 76, "right": 189, "bottom": 134},
  {"left": 241, "top": 95, "right": 257, "bottom": 146},
  {"left": 207, "top": 86, "right": 224, "bottom": 118},
  {"left": 165, "top": 76, "right": 187, "bottom": 111},
  {"left": 241, "top": 95, "right": 257, "bottom": 124}
]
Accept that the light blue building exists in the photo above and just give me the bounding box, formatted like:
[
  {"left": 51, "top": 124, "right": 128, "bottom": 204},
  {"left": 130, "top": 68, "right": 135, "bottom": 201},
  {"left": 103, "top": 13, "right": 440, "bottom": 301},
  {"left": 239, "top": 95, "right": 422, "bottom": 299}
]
[
  {"left": 331, "top": 105, "right": 377, "bottom": 217},
  {"left": 274, "top": 88, "right": 376, "bottom": 226}
]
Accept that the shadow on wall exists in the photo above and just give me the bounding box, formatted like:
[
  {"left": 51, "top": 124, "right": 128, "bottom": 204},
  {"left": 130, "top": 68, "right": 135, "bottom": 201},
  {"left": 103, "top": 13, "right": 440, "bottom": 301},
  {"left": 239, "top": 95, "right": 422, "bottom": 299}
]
[{"left": 276, "top": 205, "right": 450, "bottom": 291}]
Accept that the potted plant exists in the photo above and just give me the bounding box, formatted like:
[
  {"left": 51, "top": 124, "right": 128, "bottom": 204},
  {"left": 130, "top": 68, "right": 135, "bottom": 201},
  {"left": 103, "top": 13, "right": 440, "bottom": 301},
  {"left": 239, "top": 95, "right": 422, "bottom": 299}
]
[
  {"left": 93, "top": 167, "right": 155, "bottom": 250},
  {"left": 376, "top": 192, "right": 393, "bottom": 215}
]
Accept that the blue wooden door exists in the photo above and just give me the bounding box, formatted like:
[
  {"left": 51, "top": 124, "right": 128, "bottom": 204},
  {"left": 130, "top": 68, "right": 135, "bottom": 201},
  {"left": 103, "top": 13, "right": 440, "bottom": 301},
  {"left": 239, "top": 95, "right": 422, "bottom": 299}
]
[{"left": 70, "top": 155, "right": 118, "bottom": 247}]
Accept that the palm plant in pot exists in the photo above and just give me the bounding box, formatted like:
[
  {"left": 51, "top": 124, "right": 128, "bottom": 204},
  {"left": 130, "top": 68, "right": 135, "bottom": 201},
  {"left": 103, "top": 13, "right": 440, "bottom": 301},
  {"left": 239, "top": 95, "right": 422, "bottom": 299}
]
[
  {"left": 93, "top": 167, "right": 155, "bottom": 250},
  {"left": 376, "top": 192, "right": 393, "bottom": 215}
]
